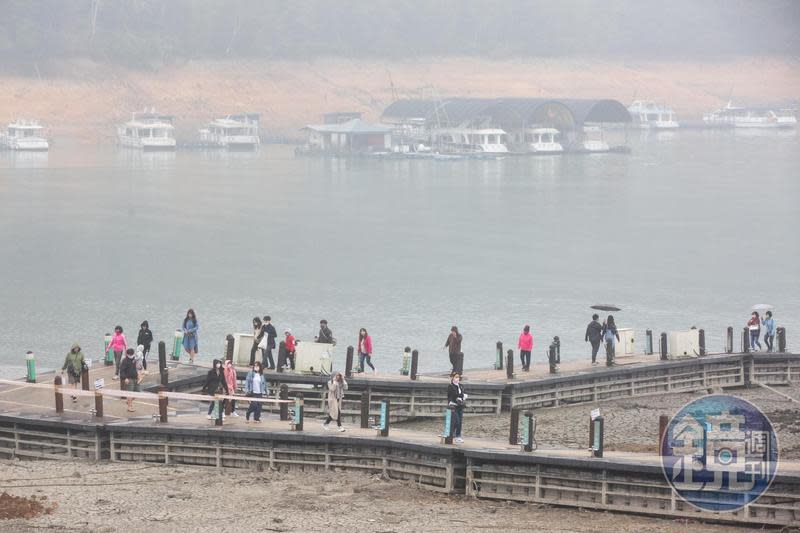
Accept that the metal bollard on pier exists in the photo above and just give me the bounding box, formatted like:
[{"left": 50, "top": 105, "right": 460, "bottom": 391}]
[
  {"left": 522, "top": 411, "right": 536, "bottom": 452},
  {"left": 506, "top": 349, "right": 514, "bottom": 379},
  {"left": 589, "top": 412, "right": 604, "bottom": 458},
  {"left": 104, "top": 333, "right": 113, "bottom": 366},
  {"left": 553, "top": 336, "right": 561, "bottom": 364},
  {"left": 276, "top": 341, "right": 287, "bottom": 373},
  {"left": 171, "top": 330, "right": 182, "bottom": 361},
  {"left": 645, "top": 330, "right": 654, "bottom": 355},
  {"left": 660, "top": 332, "right": 668, "bottom": 361},
  {"left": 378, "top": 399, "right": 390, "bottom": 437},
  {"left": 158, "top": 341, "right": 167, "bottom": 373},
  {"left": 401, "top": 347, "right": 411, "bottom": 376},
  {"left": 726, "top": 326, "right": 734, "bottom": 354},
  {"left": 548, "top": 342, "right": 557, "bottom": 374},
  {"left": 443, "top": 405, "right": 455, "bottom": 445},
  {"left": 26, "top": 351, "right": 36, "bottom": 383},
  {"left": 292, "top": 394, "right": 304, "bottom": 431},
  {"left": 509, "top": 407, "right": 521, "bottom": 445},
  {"left": 777, "top": 327, "right": 786, "bottom": 353},
  {"left": 742, "top": 327, "right": 750, "bottom": 353},
  {"left": 214, "top": 399, "right": 223, "bottom": 426},
  {"left": 160, "top": 368, "right": 169, "bottom": 388}
]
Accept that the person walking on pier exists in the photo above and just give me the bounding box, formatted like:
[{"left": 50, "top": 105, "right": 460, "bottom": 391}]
[
  {"left": 585, "top": 314, "right": 603, "bottom": 365},
  {"left": 223, "top": 359, "right": 239, "bottom": 417},
  {"left": 250, "top": 317, "right": 264, "bottom": 366},
  {"left": 358, "top": 328, "right": 375, "bottom": 374},
  {"left": 284, "top": 328, "right": 296, "bottom": 371},
  {"left": 323, "top": 372, "right": 348, "bottom": 432},
  {"left": 762, "top": 311, "right": 776, "bottom": 353},
  {"left": 262, "top": 316, "right": 277, "bottom": 369},
  {"left": 317, "top": 319, "right": 336, "bottom": 345},
  {"left": 61, "top": 343, "right": 85, "bottom": 402},
  {"left": 447, "top": 372, "right": 466, "bottom": 444},
  {"left": 444, "top": 326, "right": 462, "bottom": 374},
  {"left": 106, "top": 326, "right": 128, "bottom": 380},
  {"left": 602, "top": 315, "right": 620, "bottom": 365},
  {"left": 119, "top": 348, "right": 139, "bottom": 412},
  {"left": 748, "top": 311, "right": 762, "bottom": 351},
  {"left": 518, "top": 325, "right": 533, "bottom": 371},
  {"left": 245, "top": 361, "right": 266, "bottom": 423},
  {"left": 182, "top": 309, "right": 199, "bottom": 363},
  {"left": 136, "top": 321, "right": 153, "bottom": 371},
  {"left": 203, "top": 358, "right": 229, "bottom": 419}
]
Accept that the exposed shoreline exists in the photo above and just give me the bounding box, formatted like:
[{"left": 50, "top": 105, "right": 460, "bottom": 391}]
[{"left": 1, "top": 56, "right": 798, "bottom": 143}]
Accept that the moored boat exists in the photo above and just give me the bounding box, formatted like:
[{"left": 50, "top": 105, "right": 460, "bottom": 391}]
[
  {"left": 627, "top": 100, "right": 679, "bottom": 129},
  {"left": 117, "top": 110, "right": 176, "bottom": 150},
  {"left": 0, "top": 119, "right": 49, "bottom": 151},
  {"left": 703, "top": 102, "right": 796, "bottom": 129},
  {"left": 199, "top": 114, "right": 260, "bottom": 150}
]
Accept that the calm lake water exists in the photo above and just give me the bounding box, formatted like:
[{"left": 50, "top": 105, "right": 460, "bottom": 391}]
[{"left": 1, "top": 129, "right": 798, "bottom": 376}]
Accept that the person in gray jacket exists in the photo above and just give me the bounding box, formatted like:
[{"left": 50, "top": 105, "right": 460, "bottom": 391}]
[{"left": 585, "top": 314, "right": 603, "bottom": 365}]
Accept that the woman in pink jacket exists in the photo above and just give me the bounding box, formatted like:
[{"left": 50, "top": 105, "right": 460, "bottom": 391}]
[
  {"left": 358, "top": 328, "right": 375, "bottom": 374},
  {"left": 518, "top": 325, "right": 533, "bottom": 371},
  {"left": 106, "top": 326, "right": 128, "bottom": 380},
  {"left": 223, "top": 359, "right": 239, "bottom": 417}
]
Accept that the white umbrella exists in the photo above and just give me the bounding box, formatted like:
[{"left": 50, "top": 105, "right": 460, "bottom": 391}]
[{"left": 752, "top": 304, "right": 773, "bottom": 312}]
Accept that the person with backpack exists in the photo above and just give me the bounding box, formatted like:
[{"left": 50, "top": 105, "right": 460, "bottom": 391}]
[
  {"left": 119, "top": 348, "right": 139, "bottom": 413},
  {"left": 61, "top": 343, "right": 85, "bottom": 403}
]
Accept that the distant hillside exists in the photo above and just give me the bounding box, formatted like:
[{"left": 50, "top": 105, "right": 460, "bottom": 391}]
[{"left": 1, "top": 57, "right": 798, "bottom": 143}]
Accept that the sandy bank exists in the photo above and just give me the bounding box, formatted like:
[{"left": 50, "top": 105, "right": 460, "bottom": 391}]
[{"left": 1, "top": 56, "right": 798, "bottom": 143}]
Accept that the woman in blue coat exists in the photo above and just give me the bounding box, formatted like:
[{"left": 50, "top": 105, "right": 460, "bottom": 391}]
[{"left": 182, "top": 308, "right": 199, "bottom": 363}]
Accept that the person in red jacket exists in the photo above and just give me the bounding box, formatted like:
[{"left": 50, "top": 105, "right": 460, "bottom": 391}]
[
  {"left": 518, "top": 325, "right": 534, "bottom": 371},
  {"left": 284, "top": 328, "right": 296, "bottom": 371}
]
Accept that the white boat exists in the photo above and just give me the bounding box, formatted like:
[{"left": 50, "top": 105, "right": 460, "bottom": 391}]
[
  {"left": 627, "top": 100, "right": 679, "bottom": 129},
  {"left": 703, "top": 102, "right": 796, "bottom": 129},
  {"left": 0, "top": 119, "right": 49, "bottom": 151},
  {"left": 431, "top": 128, "right": 509, "bottom": 154},
  {"left": 117, "top": 111, "right": 176, "bottom": 150},
  {"left": 199, "top": 114, "right": 260, "bottom": 150},
  {"left": 579, "top": 125, "right": 610, "bottom": 153},
  {"left": 519, "top": 127, "right": 563, "bottom": 154}
]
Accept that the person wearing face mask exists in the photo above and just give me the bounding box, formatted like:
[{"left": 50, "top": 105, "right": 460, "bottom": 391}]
[
  {"left": 203, "top": 359, "right": 229, "bottom": 420},
  {"left": 447, "top": 373, "right": 467, "bottom": 443},
  {"left": 245, "top": 361, "right": 266, "bottom": 423},
  {"left": 223, "top": 359, "right": 239, "bottom": 417},
  {"left": 61, "top": 343, "right": 86, "bottom": 403},
  {"left": 136, "top": 321, "right": 153, "bottom": 371},
  {"left": 119, "top": 348, "right": 139, "bottom": 413}
]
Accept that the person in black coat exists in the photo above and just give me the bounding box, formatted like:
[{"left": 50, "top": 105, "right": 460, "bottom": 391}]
[
  {"left": 446, "top": 372, "right": 467, "bottom": 443},
  {"left": 585, "top": 314, "right": 603, "bottom": 365},
  {"left": 203, "top": 359, "right": 229, "bottom": 419},
  {"left": 262, "top": 316, "right": 277, "bottom": 370},
  {"left": 137, "top": 320, "right": 153, "bottom": 370},
  {"left": 119, "top": 348, "right": 139, "bottom": 412}
]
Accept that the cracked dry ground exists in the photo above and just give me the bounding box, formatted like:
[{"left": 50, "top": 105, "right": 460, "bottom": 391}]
[{"left": 0, "top": 461, "right": 748, "bottom": 532}]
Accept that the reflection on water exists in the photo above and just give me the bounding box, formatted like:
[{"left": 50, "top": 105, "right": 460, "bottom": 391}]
[{"left": 0, "top": 131, "right": 798, "bottom": 373}]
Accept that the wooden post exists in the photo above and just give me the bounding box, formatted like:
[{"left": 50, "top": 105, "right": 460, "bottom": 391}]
[
  {"left": 742, "top": 327, "right": 750, "bottom": 353},
  {"left": 215, "top": 399, "right": 223, "bottom": 426},
  {"left": 160, "top": 368, "right": 169, "bottom": 387},
  {"left": 548, "top": 343, "right": 557, "bottom": 374},
  {"left": 54, "top": 375, "right": 64, "bottom": 414},
  {"left": 698, "top": 329, "right": 706, "bottom": 356},
  {"left": 279, "top": 384, "right": 289, "bottom": 421},
  {"left": 658, "top": 414, "right": 669, "bottom": 453},
  {"left": 81, "top": 365, "right": 90, "bottom": 391},
  {"left": 726, "top": 326, "right": 734, "bottom": 354},
  {"left": 360, "top": 389, "right": 370, "bottom": 429},
  {"left": 94, "top": 391, "right": 104, "bottom": 418},
  {"left": 410, "top": 349, "right": 419, "bottom": 380},
  {"left": 660, "top": 332, "right": 668, "bottom": 360},
  {"left": 276, "top": 341, "right": 287, "bottom": 373},
  {"left": 158, "top": 386, "right": 168, "bottom": 423},
  {"left": 225, "top": 334, "right": 234, "bottom": 362},
  {"left": 523, "top": 411, "right": 534, "bottom": 452},
  {"left": 496, "top": 341, "right": 503, "bottom": 370},
  {"left": 158, "top": 341, "right": 167, "bottom": 373},
  {"left": 345, "top": 346, "right": 354, "bottom": 378},
  {"left": 509, "top": 407, "right": 521, "bottom": 445},
  {"left": 506, "top": 349, "right": 514, "bottom": 379}
]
